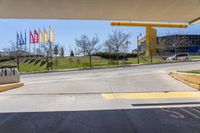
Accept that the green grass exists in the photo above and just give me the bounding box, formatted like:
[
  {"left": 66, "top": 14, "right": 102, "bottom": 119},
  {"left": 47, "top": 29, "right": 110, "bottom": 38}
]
[
  {"left": 182, "top": 70, "right": 200, "bottom": 74},
  {"left": 191, "top": 56, "right": 200, "bottom": 60},
  {"left": 0, "top": 56, "right": 164, "bottom": 73}
]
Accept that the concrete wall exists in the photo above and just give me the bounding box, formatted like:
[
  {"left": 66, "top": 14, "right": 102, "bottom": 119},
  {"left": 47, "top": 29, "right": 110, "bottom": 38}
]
[{"left": 0, "top": 68, "right": 20, "bottom": 85}]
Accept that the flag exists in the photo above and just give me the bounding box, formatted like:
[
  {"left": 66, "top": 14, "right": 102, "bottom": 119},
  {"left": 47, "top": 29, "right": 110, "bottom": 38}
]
[
  {"left": 34, "top": 29, "right": 39, "bottom": 43},
  {"left": 24, "top": 31, "right": 27, "bottom": 45},
  {"left": 39, "top": 29, "right": 43, "bottom": 44},
  {"left": 44, "top": 28, "right": 48, "bottom": 43},
  {"left": 49, "top": 27, "right": 55, "bottom": 42},
  {"left": 20, "top": 32, "right": 25, "bottom": 45},
  {"left": 16, "top": 32, "right": 21, "bottom": 45},
  {"left": 30, "top": 31, "right": 35, "bottom": 44}
]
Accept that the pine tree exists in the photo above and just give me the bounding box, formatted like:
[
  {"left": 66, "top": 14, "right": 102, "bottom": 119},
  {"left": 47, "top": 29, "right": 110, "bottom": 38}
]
[
  {"left": 70, "top": 50, "right": 74, "bottom": 57},
  {"left": 53, "top": 45, "right": 59, "bottom": 56}
]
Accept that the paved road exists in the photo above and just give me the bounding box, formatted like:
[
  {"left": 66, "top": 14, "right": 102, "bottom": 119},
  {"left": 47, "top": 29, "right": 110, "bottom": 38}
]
[
  {"left": 4, "top": 61, "right": 200, "bottom": 94},
  {"left": 0, "top": 62, "right": 200, "bottom": 133}
]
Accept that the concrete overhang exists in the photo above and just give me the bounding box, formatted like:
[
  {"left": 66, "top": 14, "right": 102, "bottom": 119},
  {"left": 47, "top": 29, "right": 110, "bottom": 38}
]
[{"left": 0, "top": 0, "right": 200, "bottom": 24}]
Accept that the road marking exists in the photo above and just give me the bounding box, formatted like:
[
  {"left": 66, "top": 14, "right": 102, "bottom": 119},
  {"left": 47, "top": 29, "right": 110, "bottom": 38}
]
[
  {"left": 101, "top": 91, "right": 200, "bottom": 100},
  {"left": 191, "top": 107, "right": 200, "bottom": 114},
  {"left": 180, "top": 108, "right": 200, "bottom": 119},
  {"left": 161, "top": 108, "right": 185, "bottom": 119}
]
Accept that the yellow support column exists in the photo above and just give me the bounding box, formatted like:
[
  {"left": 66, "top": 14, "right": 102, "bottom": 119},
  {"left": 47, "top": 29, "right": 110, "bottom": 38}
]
[
  {"left": 110, "top": 21, "right": 188, "bottom": 57},
  {"left": 146, "top": 27, "right": 157, "bottom": 57}
]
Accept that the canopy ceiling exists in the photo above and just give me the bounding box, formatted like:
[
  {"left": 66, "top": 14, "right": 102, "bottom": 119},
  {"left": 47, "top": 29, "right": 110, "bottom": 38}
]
[{"left": 0, "top": 0, "right": 199, "bottom": 24}]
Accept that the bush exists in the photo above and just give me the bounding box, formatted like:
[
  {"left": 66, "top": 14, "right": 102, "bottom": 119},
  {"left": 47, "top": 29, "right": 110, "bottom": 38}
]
[
  {"left": 92, "top": 52, "right": 137, "bottom": 60},
  {"left": 0, "top": 56, "right": 15, "bottom": 63},
  {"left": 0, "top": 64, "right": 17, "bottom": 69}
]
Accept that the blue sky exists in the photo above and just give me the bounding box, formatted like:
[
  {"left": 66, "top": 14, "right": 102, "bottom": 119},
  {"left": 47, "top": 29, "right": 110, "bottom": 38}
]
[{"left": 0, "top": 19, "right": 200, "bottom": 54}]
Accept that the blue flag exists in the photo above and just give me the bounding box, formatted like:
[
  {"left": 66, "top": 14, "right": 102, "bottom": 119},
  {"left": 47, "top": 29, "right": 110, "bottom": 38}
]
[
  {"left": 20, "top": 32, "right": 25, "bottom": 45},
  {"left": 16, "top": 33, "right": 21, "bottom": 45},
  {"left": 24, "top": 31, "right": 27, "bottom": 45}
]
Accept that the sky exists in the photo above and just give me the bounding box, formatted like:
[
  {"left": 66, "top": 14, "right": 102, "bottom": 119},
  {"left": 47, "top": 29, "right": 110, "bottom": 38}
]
[{"left": 0, "top": 19, "right": 200, "bottom": 55}]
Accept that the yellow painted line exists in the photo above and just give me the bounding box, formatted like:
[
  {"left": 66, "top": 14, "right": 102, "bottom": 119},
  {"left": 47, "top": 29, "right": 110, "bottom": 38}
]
[
  {"left": 0, "top": 82, "right": 24, "bottom": 92},
  {"left": 101, "top": 92, "right": 200, "bottom": 100}
]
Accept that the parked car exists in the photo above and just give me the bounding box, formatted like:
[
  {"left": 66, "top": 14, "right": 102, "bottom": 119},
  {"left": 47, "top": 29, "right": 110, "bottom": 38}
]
[{"left": 166, "top": 53, "right": 191, "bottom": 61}]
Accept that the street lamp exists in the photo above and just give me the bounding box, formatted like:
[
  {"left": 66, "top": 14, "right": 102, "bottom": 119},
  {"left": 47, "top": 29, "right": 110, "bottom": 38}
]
[{"left": 137, "top": 33, "right": 142, "bottom": 64}]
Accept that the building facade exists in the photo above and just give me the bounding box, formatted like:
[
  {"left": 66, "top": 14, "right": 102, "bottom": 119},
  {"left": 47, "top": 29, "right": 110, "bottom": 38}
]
[
  {"left": 157, "top": 35, "right": 200, "bottom": 55},
  {"left": 138, "top": 34, "right": 200, "bottom": 56}
]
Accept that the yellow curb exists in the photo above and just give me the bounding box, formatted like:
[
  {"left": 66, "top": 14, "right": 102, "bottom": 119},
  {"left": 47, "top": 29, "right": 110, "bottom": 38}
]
[
  {"left": 101, "top": 91, "right": 200, "bottom": 100},
  {"left": 0, "top": 82, "right": 24, "bottom": 92}
]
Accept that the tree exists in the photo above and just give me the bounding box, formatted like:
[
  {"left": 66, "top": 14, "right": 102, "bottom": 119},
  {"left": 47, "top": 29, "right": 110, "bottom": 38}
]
[
  {"left": 70, "top": 50, "right": 74, "bottom": 57},
  {"left": 121, "top": 40, "right": 130, "bottom": 63},
  {"left": 53, "top": 45, "right": 59, "bottom": 66},
  {"left": 75, "top": 34, "right": 100, "bottom": 68},
  {"left": 157, "top": 38, "right": 171, "bottom": 56},
  {"left": 172, "top": 35, "right": 190, "bottom": 58},
  {"left": 146, "top": 36, "right": 157, "bottom": 63},
  {"left": 74, "top": 48, "right": 81, "bottom": 64},
  {"left": 157, "top": 32, "right": 190, "bottom": 58},
  {"left": 41, "top": 44, "right": 52, "bottom": 71},
  {"left": 2, "top": 41, "right": 25, "bottom": 71},
  {"left": 104, "top": 40, "right": 113, "bottom": 62},
  {"left": 60, "top": 46, "right": 65, "bottom": 58},
  {"left": 53, "top": 45, "right": 59, "bottom": 56},
  {"left": 105, "top": 30, "right": 130, "bottom": 65}
]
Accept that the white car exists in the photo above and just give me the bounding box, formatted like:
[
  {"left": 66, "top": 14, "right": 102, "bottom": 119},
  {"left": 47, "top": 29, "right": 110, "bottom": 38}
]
[{"left": 167, "top": 53, "right": 191, "bottom": 61}]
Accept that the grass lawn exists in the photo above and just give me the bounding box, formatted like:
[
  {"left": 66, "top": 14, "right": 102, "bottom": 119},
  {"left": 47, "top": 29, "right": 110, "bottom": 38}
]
[
  {"left": 0, "top": 56, "right": 164, "bottom": 73},
  {"left": 191, "top": 56, "right": 200, "bottom": 60},
  {"left": 183, "top": 70, "right": 200, "bottom": 74}
]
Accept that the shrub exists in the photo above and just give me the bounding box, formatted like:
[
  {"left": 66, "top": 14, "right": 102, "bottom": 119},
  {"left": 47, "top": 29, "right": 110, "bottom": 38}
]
[{"left": 92, "top": 52, "right": 137, "bottom": 60}]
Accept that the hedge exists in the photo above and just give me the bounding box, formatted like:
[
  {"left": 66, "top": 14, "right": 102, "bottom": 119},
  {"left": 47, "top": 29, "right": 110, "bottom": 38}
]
[{"left": 92, "top": 52, "right": 137, "bottom": 60}]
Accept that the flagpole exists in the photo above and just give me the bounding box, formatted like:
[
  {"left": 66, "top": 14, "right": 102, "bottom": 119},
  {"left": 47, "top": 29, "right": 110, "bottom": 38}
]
[
  {"left": 29, "top": 30, "right": 31, "bottom": 57},
  {"left": 34, "top": 29, "right": 36, "bottom": 56},
  {"left": 24, "top": 31, "right": 27, "bottom": 55},
  {"left": 16, "top": 32, "right": 20, "bottom": 70},
  {"left": 49, "top": 25, "right": 53, "bottom": 70},
  {"left": 34, "top": 30, "right": 35, "bottom": 56},
  {"left": 38, "top": 28, "right": 40, "bottom": 56}
]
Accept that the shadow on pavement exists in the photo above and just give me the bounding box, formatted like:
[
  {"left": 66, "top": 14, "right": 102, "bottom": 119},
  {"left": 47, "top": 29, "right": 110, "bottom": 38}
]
[{"left": 0, "top": 106, "right": 200, "bottom": 133}]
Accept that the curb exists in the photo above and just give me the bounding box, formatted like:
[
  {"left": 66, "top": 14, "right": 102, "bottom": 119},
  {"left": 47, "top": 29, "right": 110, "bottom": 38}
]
[
  {"left": 21, "top": 60, "right": 200, "bottom": 75},
  {"left": 0, "top": 82, "right": 24, "bottom": 92},
  {"left": 169, "top": 72, "right": 200, "bottom": 90}
]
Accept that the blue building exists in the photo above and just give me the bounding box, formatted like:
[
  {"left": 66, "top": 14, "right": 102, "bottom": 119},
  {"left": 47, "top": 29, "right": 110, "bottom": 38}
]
[{"left": 157, "top": 35, "right": 200, "bottom": 55}]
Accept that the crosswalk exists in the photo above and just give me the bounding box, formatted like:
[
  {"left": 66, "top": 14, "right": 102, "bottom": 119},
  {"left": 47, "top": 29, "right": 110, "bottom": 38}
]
[{"left": 161, "top": 107, "right": 200, "bottom": 120}]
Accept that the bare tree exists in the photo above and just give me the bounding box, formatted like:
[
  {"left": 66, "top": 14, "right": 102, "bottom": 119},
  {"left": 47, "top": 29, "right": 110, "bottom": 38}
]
[
  {"left": 157, "top": 32, "right": 190, "bottom": 58},
  {"left": 157, "top": 38, "right": 172, "bottom": 56},
  {"left": 75, "top": 34, "right": 100, "bottom": 68},
  {"left": 145, "top": 35, "right": 157, "bottom": 63},
  {"left": 105, "top": 30, "right": 130, "bottom": 65},
  {"left": 2, "top": 41, "right": 25, "bottom": 71},
  {"left": 74, "top": 47, "right": 81, "bottom": 64},
  {"left": 121, "top": 40, "right": 130, "bottom": 63},
  {"left": 40, "top": 43, "right": 53, "bottom": 71},
  {"left": 172, "top": 35, "right": 190, "bottom": 58},
  {"left": 104, "top": 40, "right": 113, "bottom": 62}
]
